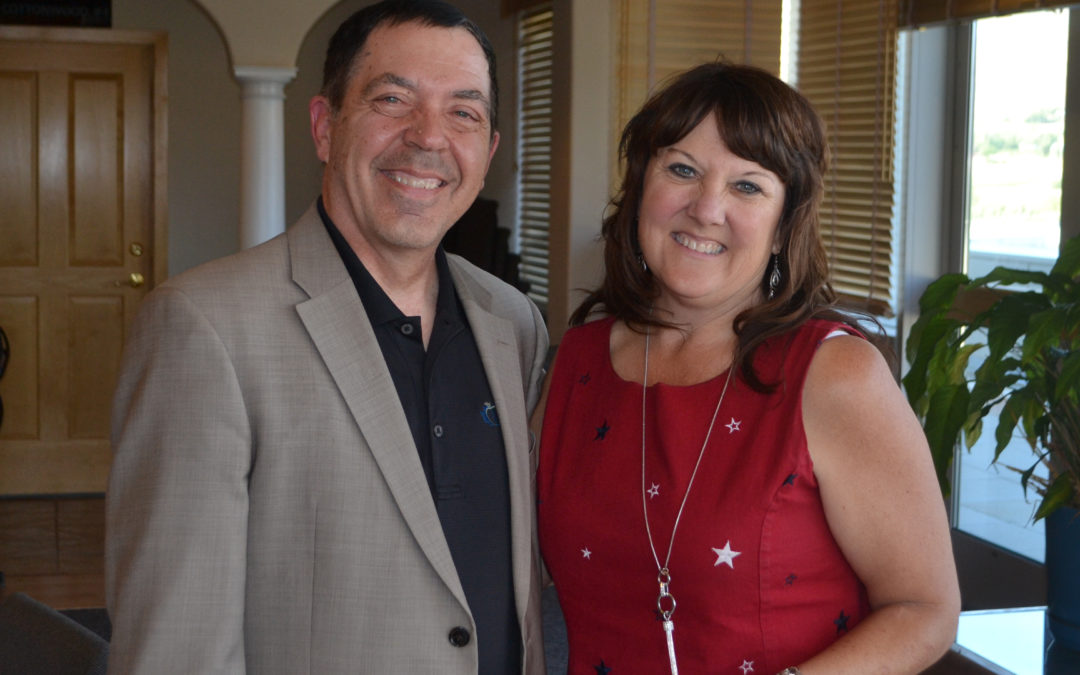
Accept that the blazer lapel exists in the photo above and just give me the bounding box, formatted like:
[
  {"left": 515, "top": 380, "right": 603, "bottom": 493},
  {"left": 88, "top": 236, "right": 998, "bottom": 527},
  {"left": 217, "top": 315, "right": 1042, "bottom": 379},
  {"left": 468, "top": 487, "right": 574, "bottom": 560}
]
[
  {"left": 287, "top": 208, "right": 468, "bottom": 610},
  {"left": 448, "top": 260, "right": 534, "bottom": 626}
]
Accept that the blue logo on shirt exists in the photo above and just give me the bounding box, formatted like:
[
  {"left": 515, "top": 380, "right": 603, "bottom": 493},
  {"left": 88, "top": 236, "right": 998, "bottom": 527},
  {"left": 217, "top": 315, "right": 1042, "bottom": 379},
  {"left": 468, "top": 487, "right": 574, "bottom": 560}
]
[{"left": 481, "top": 402, "right": 499, "bottom": 427}]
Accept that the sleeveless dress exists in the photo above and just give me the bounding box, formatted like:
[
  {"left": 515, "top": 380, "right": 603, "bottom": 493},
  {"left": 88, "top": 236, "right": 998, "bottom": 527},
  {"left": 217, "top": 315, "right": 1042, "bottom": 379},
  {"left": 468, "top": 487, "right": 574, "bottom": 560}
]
[{"left": 537, "top": 317, "right": 870, "bottom": 674}]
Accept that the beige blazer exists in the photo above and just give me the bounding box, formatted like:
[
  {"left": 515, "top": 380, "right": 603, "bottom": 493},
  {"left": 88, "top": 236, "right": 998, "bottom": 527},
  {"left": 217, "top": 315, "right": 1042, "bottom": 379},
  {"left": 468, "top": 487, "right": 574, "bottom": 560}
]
[{"left": 105, "top": 206, "right": 549, "bottom": 674}]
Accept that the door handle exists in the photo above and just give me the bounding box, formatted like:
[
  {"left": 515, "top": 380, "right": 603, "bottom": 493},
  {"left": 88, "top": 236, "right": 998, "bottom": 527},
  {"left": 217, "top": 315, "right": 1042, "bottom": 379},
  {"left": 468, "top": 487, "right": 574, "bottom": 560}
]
[{"left": 115, "top": 272, "right": 145, "bottom": 288}]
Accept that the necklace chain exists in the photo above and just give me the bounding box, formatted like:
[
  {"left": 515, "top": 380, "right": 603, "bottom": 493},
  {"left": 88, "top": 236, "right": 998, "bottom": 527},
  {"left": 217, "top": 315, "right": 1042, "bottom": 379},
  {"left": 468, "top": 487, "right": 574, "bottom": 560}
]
[{"left": 640, "top": 328, "right": 734, "bottom": 593}]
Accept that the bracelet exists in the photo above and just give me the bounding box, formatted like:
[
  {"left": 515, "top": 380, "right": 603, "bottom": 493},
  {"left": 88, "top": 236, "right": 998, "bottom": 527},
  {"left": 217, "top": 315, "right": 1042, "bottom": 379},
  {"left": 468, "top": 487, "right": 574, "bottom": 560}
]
[{"left": 776, "top": 668, "right": 802, "bottom": 675}]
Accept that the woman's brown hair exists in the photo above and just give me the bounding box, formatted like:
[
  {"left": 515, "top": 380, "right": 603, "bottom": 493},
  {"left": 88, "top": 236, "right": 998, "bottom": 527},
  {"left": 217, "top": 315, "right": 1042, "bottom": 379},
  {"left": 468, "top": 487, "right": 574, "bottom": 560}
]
[{"left": 571, "top": 61, "right": 875, "bottom": 390}]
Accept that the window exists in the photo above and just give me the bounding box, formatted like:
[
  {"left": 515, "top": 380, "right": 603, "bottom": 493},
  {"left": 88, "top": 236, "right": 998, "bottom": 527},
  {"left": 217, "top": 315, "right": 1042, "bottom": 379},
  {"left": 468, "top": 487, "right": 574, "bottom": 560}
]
[
  {"left": 955, "top": 9, "right": 1068, "bottom": 563},
  {"left": 516, "top": 2, "right": 554, "bottom": 309},
  {"left": 899, "top": 5, "right": 1075, "bottom": 598}
]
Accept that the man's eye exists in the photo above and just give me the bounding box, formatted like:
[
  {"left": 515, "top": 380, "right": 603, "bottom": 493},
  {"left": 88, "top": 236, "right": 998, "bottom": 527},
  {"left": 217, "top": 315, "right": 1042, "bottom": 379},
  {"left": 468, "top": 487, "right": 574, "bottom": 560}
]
[
  {"left": 370, "top": 95, "right": 411, "bottom": 118},
  {"left": 667, "top": 163, "right": 696, "bottom": 178}
]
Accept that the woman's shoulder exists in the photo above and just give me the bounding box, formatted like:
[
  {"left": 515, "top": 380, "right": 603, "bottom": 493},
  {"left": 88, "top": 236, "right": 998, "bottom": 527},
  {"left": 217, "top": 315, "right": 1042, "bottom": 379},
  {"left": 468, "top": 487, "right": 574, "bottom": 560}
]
[
  {"left": 800, "top": 317, "right": 865, "bottom": 341},
  {"left": 803, "top": 326, "right": 894, "bottom": 408},
  {"left": 754, "top": 317, "right": 861, "bottom": 365},
  {"left": 559, "top": 314, "right": 617, "bottom": 351}
]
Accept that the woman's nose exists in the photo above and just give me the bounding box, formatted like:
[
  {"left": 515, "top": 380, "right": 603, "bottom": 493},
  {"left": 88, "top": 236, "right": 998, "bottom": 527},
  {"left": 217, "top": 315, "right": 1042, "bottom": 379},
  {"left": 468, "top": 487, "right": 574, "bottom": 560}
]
[{"left": 687, "top": 183, "right": 727, "bottom": 227}]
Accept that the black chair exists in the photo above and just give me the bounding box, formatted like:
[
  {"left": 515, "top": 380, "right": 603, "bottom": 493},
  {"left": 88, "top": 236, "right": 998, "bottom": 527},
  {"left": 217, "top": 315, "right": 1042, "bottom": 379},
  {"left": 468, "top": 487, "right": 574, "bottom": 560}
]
[{"left": 0, "top": 592, "right": 108, "bottom": 675}]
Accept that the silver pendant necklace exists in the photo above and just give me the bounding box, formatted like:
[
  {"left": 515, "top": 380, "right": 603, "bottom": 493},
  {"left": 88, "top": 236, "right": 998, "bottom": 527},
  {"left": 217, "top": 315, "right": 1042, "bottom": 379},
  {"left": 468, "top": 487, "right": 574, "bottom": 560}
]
[{"left": 641, "top": 328, "right": 734, "bottom": 675}]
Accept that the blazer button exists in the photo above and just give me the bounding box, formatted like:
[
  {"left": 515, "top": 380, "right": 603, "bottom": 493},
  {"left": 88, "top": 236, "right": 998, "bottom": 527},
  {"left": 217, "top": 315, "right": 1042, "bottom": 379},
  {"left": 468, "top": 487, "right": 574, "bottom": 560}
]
[{"left": 448, "top": 626, "right": 471, "bottom": 647}]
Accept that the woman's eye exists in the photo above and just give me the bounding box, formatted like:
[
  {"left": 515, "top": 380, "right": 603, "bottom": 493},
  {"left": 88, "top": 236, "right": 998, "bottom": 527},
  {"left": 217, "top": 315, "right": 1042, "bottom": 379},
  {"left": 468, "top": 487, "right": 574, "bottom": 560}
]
[
  {"left": 667, "top": 163, "right": 696, "bottom": 178},
  {"left": 735, "top": 181, "right": 761, "bottom": 194}
]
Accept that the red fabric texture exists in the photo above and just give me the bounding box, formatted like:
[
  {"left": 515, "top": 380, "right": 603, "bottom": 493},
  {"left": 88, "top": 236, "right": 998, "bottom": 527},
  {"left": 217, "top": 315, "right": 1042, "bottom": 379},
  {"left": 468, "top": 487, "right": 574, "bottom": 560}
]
[{"left": 538, "top": 316, "right": 870, "bottom": 674}]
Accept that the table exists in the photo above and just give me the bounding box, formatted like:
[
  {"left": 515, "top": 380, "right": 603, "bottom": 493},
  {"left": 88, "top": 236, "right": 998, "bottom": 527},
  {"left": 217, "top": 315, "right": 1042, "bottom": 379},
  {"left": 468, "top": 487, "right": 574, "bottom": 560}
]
[{"left": 953, "top": 607, "right": 1080, "bottom": 674}]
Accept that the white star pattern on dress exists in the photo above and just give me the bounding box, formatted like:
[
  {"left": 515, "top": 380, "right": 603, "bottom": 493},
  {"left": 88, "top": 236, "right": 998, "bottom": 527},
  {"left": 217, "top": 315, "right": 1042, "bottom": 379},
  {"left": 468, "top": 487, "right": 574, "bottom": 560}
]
[
  {"left": 725, "top": 417, "right": 741, "bottom": 433},
  {"left": 647, "top": 483, "right": 660, "bottom": 498},
  {"left": 712, "top": 541, "right": 741, "bottom": 568},
  {"left": 739, "top": 659, "right": 755, "bottom": 673},
  {"left": 581, "top": 548, "right": 592, "bottom": 559}
]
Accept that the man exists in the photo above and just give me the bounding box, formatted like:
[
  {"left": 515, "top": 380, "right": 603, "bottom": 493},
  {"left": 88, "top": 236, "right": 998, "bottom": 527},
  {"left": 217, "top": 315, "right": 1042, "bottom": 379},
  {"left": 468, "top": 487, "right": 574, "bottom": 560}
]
[{"left": 105, "top": 2, "right": 549, "bottom": 673}]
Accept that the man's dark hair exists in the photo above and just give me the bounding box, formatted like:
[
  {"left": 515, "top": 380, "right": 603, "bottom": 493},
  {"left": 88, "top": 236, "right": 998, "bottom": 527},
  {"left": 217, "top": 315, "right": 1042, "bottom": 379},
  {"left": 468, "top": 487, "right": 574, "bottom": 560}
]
[{"left": 321, "top": 0, "right": 499, "bottom": 131}]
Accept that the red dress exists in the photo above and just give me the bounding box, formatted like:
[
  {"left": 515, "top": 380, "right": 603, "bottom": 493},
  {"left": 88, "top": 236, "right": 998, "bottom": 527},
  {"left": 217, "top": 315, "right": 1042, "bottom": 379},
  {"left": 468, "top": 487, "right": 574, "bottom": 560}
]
[{"left": 537, "top": 317, "right": 870, "bottom": 674}]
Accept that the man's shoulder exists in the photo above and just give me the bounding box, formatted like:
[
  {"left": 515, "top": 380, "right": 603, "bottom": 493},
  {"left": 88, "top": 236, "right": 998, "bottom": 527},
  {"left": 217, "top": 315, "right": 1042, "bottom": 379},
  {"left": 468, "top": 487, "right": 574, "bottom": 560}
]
[
  {"left": 445, "top": 253, "right": 532, "bottom": 308},
  {"left": 160, "top": 205, "right": 327, "bottom": 297},
  {"left": 446, "top": 254, "right": 547, "bottom": 350},
  {"left": 163, "top": 232, "right": 288, "bottom": 291}
]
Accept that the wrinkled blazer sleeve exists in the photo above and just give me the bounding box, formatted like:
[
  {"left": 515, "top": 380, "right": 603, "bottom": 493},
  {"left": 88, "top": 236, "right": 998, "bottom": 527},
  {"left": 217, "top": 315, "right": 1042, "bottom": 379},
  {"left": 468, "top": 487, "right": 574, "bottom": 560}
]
[
  {"left": 106, "top": 285, "right": 251, "bottom": 674},
  {"left": 523, "top": 298, "right": 549, "bottom": 418}
]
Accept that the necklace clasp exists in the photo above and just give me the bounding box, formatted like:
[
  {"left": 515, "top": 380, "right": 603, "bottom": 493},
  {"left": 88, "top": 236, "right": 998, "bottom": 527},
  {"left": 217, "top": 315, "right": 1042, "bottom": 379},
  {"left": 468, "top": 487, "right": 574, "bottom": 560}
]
[{"left": 657, "top": 568, "right": 676, "bottom": 620}]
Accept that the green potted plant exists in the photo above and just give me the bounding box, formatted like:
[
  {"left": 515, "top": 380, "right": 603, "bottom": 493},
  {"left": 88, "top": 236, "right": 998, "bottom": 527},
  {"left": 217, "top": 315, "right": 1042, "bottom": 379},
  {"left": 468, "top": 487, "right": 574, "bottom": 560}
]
[{"left": 902, "top": 233, "right": 1080, "bottom": 651}]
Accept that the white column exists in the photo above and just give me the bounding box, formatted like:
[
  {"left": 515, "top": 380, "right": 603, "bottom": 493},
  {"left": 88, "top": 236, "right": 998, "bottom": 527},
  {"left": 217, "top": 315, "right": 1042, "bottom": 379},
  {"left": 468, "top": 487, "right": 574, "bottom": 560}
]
[{"left": 234, "top": 66, "right": 297, "bottom": 249}]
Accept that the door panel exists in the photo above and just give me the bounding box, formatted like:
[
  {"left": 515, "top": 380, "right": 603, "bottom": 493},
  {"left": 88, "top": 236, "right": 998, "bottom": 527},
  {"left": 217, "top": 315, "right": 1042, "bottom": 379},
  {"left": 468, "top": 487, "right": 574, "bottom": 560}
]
[
  {"left": 72, "top": 75, "right": 125, "bottom": 266},
  {"left": 0, "top": 29, "right": 165, "bottom": 495},
  {"left": 0, "top": 296, "right": 37, "bottom": 440},
  {"left": 0, "top": 73, "right": 37, "bottom": 266}
]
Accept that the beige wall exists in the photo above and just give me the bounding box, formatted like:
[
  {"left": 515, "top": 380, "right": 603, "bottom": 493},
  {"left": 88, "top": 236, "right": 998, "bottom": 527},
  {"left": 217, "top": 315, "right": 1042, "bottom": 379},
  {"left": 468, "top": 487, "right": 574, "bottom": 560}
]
[
  {"left": 113, "top": 0, "right": 241, "bottom": 276},
  {"left": 546, "top": 0, "right": 611, "bottom": 341}
]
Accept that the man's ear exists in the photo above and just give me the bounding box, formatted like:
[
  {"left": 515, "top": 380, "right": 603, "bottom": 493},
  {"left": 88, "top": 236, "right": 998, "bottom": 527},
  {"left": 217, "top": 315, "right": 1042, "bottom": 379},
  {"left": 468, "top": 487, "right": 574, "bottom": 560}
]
[
  {"left": 310, "top": 96, "right": 334, "bottom": 163},
  {"left": 486, "top": 130, "right": 500, "bottom": 168}
]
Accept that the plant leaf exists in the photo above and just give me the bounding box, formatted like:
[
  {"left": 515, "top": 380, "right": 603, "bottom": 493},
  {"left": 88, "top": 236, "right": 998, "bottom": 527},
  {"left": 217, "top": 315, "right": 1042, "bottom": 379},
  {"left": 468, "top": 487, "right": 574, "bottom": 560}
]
[
  {"left": 904, "top": 314, "right": 960, "bottom": 409},
  {"left": 994, "top": 392, "right": 1030, "bottom": 461},
  {"left": 924, "top": 384, "right": 970, "bottom": 496},
  {"left": 970, "top": 356, "right": 1019, "bottom": 413},
  {"left": 970, "top": 267, "right": 1052, "bottom": 290},
  {"left": 1050, "top": 235, "right": 1080, "bottom": 279},
  {"left": 984, "top": 293, "right": 1045, "bottom": 362},
  {"left": 917, "top": 273, "right": 969, "bottom": 316},
  {"left": 1034, "top": 473, "right": 1076, "bottom": 521},
  {"left": 965, "top": 416, "right": 983, "bottom": 451},
  {"left": 1023, "top": 307, "right": 1065, "bottom": 365},
  {"left": 1057, "top": 349, "right": 1080, "bottom": 402}
]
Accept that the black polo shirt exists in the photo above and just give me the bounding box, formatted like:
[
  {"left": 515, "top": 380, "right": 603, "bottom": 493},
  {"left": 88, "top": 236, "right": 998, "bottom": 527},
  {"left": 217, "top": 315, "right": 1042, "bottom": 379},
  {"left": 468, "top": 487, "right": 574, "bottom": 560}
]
[{"left": 318, "top": 199, "right": 520, "bottom": 674}]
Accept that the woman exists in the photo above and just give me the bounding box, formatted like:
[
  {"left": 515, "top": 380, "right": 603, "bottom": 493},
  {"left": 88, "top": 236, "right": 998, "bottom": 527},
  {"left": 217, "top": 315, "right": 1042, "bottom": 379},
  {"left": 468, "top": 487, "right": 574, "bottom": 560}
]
[{"left": 535, "top": 63, "right": 959, "bottom": 674}]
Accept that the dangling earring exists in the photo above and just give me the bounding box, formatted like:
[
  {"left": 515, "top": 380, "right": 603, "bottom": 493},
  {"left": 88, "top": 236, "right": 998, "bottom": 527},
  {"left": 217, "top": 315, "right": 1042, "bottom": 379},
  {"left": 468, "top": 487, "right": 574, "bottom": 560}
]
[
  {"left": 768, "top": 254, "right": 782, "bottom": 300},
  {"left": 638, "top": 253, "right": 648, "bottom": 272}
]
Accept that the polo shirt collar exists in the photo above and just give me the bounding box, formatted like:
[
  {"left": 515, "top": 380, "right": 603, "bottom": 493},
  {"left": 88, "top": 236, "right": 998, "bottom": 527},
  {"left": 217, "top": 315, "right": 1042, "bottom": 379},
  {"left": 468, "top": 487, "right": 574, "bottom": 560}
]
[{"left": 317, "top": 196, "right": 461, "bottom": 327}]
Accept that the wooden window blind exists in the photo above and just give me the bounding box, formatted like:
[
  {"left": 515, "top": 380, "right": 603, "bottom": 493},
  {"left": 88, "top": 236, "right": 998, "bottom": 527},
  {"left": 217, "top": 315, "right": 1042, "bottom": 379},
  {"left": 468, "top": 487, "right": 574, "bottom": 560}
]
[
  {"left": 900, "top": 0, "right": 1077, "bottom": 27},
  {"left": 516, "top": 2, "right": 554, "bottom": 307},
  {"left": 797, "top": 0, "right": 899, "bottom": 315},
  {"left": 615, "top": 0, "right": 784, "bottom": 146}
]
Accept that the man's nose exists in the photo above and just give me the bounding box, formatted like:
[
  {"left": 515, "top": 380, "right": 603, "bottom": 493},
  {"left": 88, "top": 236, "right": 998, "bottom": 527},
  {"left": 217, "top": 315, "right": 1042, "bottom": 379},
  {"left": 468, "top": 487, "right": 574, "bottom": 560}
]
[{"left": 404, "top": 106, "right": 450, "bottom": 151}]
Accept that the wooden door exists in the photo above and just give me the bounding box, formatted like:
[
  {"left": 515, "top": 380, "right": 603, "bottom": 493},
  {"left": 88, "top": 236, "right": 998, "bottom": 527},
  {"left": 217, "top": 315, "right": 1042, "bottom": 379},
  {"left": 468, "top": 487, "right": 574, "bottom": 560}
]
[{"left": 0, "top": 28, "right": 166, "bottom": 495}]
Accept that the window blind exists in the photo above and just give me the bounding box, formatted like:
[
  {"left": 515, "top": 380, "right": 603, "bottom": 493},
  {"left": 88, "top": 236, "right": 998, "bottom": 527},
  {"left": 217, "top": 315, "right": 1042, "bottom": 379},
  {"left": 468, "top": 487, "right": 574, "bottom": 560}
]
[
  {"left": 797, "top": 0, "right": 899, "bottom": 315},
  {"left": 516, "top": 3, "right": 554, "bottom": 307},
  {"left": 615, "top": 0, "right": 784, "bottom": 149},
  {"left": 900, "top": 0, "right": 1077, "bottom": 27}
]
